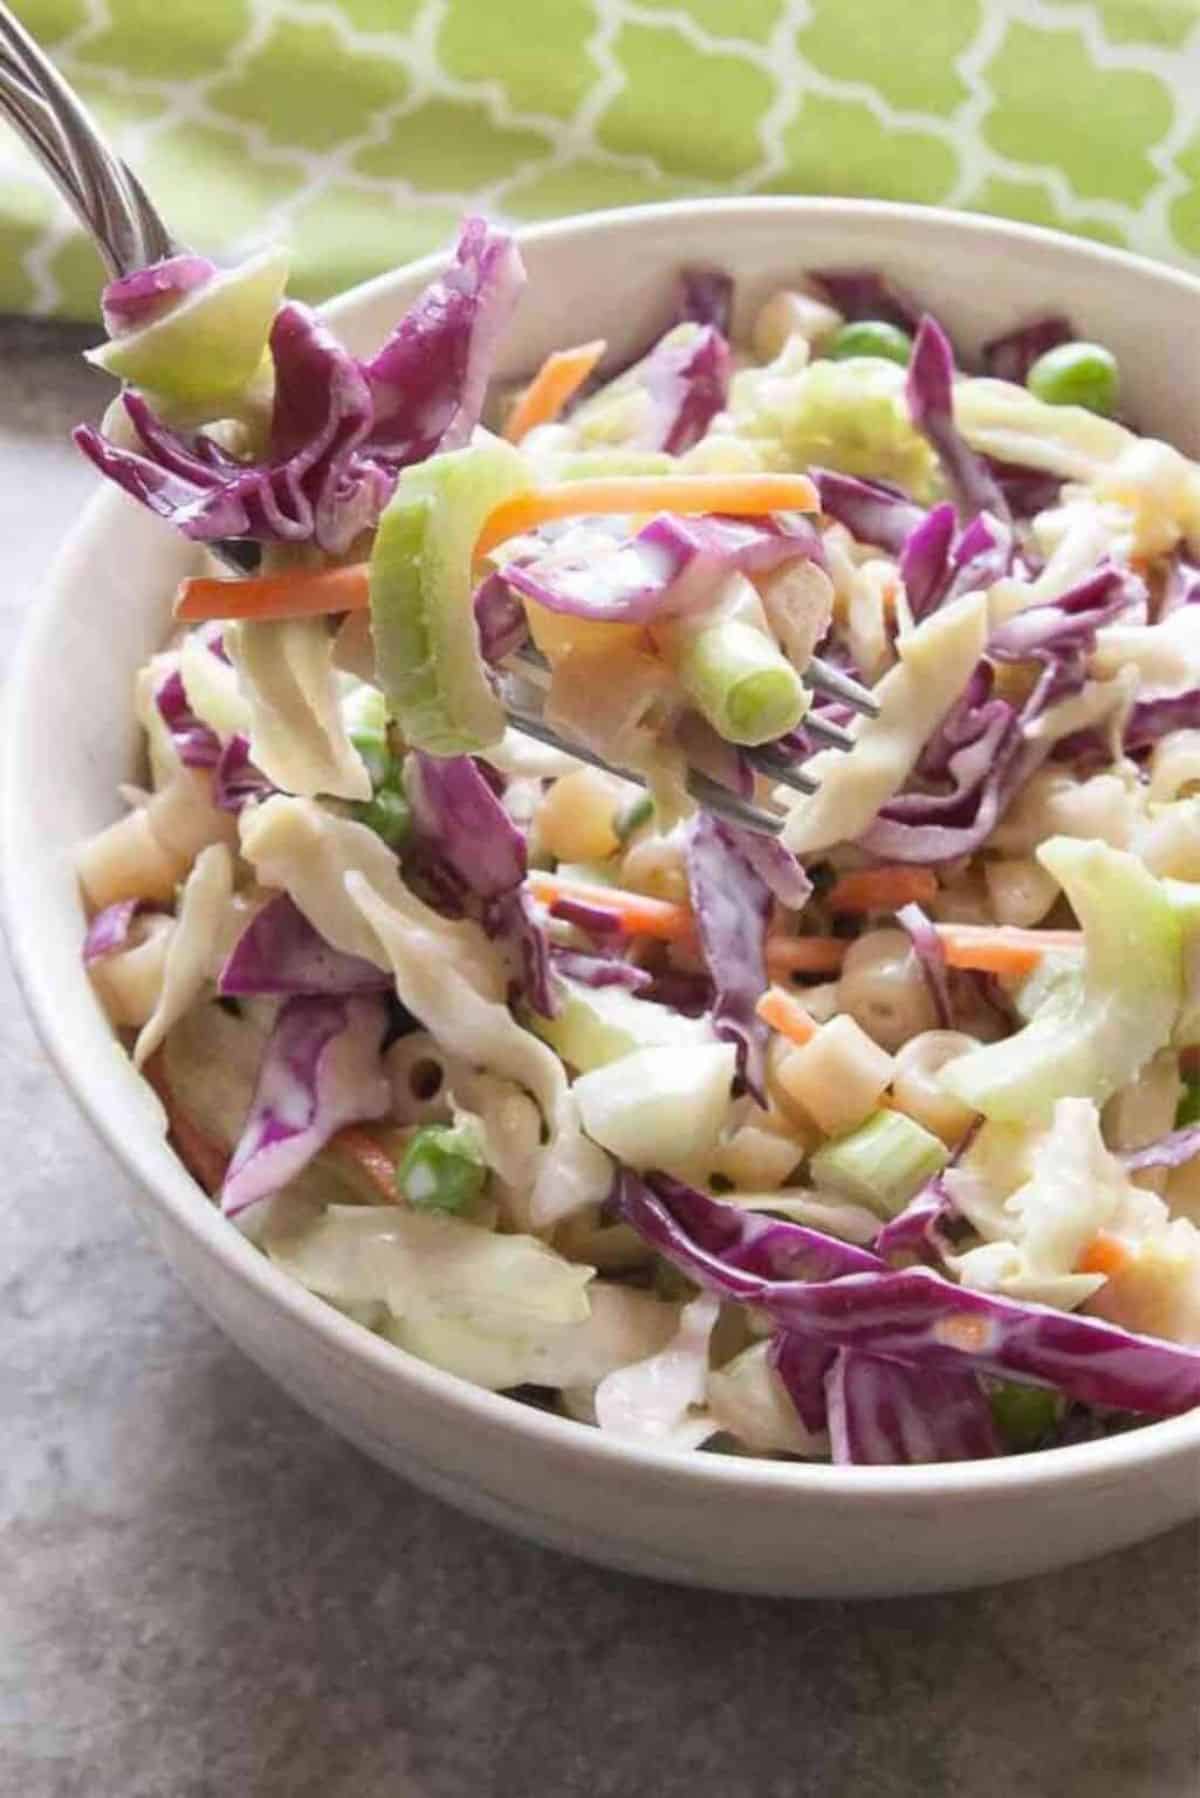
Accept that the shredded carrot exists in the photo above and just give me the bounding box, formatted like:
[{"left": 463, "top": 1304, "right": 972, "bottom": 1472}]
[
  {"left": 935, "top": 923, "right": 1084, "bottom": 977},
  {"left": 826, "top": 865, "right": 939, "bottom": 916},
  {"left": 174, "top": 561, "right": 369, "bottom": 624},
  {"left": 503, "top": 340, "right": 607, "bottom": 443},
  {"left": 526, "top": 870, "right": 695, "bottom": 943},
  {"left": 765, "top": 936, "right": 848, "bottom": 977},
  {"left": 476, "top": 472, "right": 819, "bottom": 556},
  {"left": 328, "top": 1125, "right": 399, "bottom": 1203},
  {"left": 756, "top": 985, "right": 819, "bottom": 1046},
  {"left": 1077, "top": 1231, "right": 1132, "bottom": 1278}
]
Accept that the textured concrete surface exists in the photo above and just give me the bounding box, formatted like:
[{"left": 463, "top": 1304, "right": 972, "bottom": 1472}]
[{"left": 2, "top": 321, "right": 1198, "bottom": 1798}]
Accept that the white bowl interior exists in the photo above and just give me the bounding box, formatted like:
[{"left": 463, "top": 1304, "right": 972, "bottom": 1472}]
[{"left": 6, "top": 199, "right": 1199, "bottom": 1596}]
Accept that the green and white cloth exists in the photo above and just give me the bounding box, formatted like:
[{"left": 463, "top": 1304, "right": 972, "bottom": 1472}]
[{"left": 2, "top": 0, "right": 1198, "bottom": 319}]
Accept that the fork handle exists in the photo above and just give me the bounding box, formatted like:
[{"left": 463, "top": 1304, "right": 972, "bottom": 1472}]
[{"left": 0, "top": 1, "right": 174, "bottom": 277}]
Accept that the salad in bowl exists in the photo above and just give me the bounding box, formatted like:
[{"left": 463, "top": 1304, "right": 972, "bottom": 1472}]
[{"left": 72, "top": 216, "right": 1200, "bottom": 1469}]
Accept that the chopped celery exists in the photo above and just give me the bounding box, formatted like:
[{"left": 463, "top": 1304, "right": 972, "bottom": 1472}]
[
  {"left": 89, "top": 246, "right": 289, "bottom": 420},
  {"left": 941, "top": 839, "right": 1183, "bottom": 1125},
  {"left": 531, "top": 978, "right": 714, "bottom": 1072},
  {"left": 665, "top": 612, "right": 808, "bottom": 745},
  {"left": 573, "top": 1042, "right": 736, "bottom": 1169},
  {"left": 808, "top": 1109, "right": 948, "bottom": 1216},
  {"left": 370, "top": 433, "right": 530, "bottom": 755}
]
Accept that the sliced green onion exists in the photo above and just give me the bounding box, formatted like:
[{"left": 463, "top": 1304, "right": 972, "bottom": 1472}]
[
  {"left": 1176, "top": 1079, "right": 1200, "bottom": 1129},
  {"left": 808, "top": 1109, "right": 948, "bottom": 1216},
  {"left": 1026, "top": 341, "right": 1119, "bottom": 417},
  {"left": 396, "top": 1125, "right": 486, "bottom": 1213},
  {"left": 827, "top": 320, "right": 913, "bottom": 366},
  {"left": 667, "top": 614, "right": 808, "bottom": 746}
]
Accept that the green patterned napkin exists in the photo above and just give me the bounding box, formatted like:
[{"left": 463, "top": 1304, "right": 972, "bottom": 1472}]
[{"left": 2, "top": 0, "right": 1198, "bottom": 319}]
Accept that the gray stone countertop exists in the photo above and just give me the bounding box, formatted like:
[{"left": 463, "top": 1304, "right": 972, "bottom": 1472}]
[{"left": 2, "top": 320, "right": 1197, "bottom": 1798}]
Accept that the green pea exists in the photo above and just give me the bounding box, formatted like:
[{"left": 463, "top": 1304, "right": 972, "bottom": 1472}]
[
  {"left": 1026, "top": 341, "right": 1118, "bottom": 416},
  {"left": 352, "top": 784, "right": 411, "bottom": 850},
  {"left": 989, "top": 1381, "right": 1060, "bottom": 1452},
  {"left": 827, "top": 320, "right": 913, "bottom": 367},
  {"left": 396, "top": 1125, "right": 486, "bottom": 1213}
]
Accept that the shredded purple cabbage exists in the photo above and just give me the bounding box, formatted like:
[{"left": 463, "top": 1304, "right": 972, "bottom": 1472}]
[
  {"left": 1120, "top": 1126, "right": 1200, "bottom": 1174},
  {"left": 83, "top": 898, "right": 151, "bottom": 965},
  {"left": 684, "top": 813, "right": 773, "bottom": 1102},
  {"left": 616, "top": 1172, "right": 882, "bottom": 1290},
  {"left": 221, "top": 994, "right": 391, "bottom": 1221},
  {"left": 811, "top": 269, "right": 922, "bottom": 336},
  {"left": 985, "top": 457, "right": 1064, "bottom": 521},
  {"left": 768, "top": 1333, "right": 835, "bottom": 1436},
  {"left": 219, "top": 894, "right": 390, "bottom": 997},
  {"left": 982, "top": 315, "right": 1073, "bottom": 385},
  {"left": 825, "top": 1351, "right": 1000, "bottom": 1464},
  {"left": 473, "top": 571, "right": 529, "bottom": 663},
  {"left": 155, "top": 670, "right": 221, "bottom": 768},
  {"left": 77, "top": 220, "right": 521, "bottom": 555},
  {"left": 407, "top": 752, "right": 557, "bottom": 1017},
  {"left": 212, "top": 735, "right": 274, "bottom": 813},
  {"left": 101, "top": 254, "right": 217, "bottom": 335},
  {"left": 899, "top": 503, "right": 955, "bottom": 620},
  {"left": 677, "top": 267, "right": 734, "bottom": 335},
  {"left": 896, "top": 902, "right": 952, "bottom": 1027},
  {"left": 812, "top": 467, "right": 926, "bottom": 555},
  {"left": 907, "top": 316, "right": 1011, "bottom": 527},
  {"left": 861, "top": 565, "right": 1144, "bottom": 862},
  {"left": 548, "top": 896, "right": 623, "bottom": 936},
  {"left": 728, "top": 826, "right": 812, "bottom": 913},
  {"left": 874, "top": 1174, "right": 957, "bottom": 1266},
  {"left": 615, "top": 1169, "right": 1200, "bottom": 1418},
  {"left": 362, "top": 215, "right": 525, "bottom": 466},
  {"left": 1159, "top": 552, "right": 1200, "bottom": 619},
  {"left": 641, "top": 323, "right": 731, "bottom": 455},
  {"left": 548, "top": 946, "right": 652, "bottom": 992}
]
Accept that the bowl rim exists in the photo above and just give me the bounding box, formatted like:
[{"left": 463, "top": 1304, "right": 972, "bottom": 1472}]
[{"left": 7, "top": 194, "right": 1200, "bottom": 1507}]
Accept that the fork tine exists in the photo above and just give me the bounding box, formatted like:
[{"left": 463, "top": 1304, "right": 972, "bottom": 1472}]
[
  {"left": 503, "top": 694, "right": 785, "bottom": 835},
  {"left": 743, "top": 748, "right": 819, "bottom": 795},
  {"left": 797, "top": 711, "right": 855, "bottom": 750},
  {"left": 806, "top": 655, "right": 879, "bottom": 718}
]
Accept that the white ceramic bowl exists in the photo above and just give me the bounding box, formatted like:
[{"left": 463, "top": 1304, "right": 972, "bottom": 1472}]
[{"left": 7, "top": 199, "right": 1200, "bottom": 1597}]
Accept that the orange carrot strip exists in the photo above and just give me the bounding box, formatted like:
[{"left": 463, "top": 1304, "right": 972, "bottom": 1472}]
[
  {"left": 826, "top": 866, "right": 939, "bottom": 916},
  {"left": 174, "top": 562, "right": 370, "bottom": 624},
  {"left": 1076, "top": 1231, "right": 1132, "bottom": 1278},
  {"left": 328, "top": 1125, "right": 399, "bottom": 1203},
  {"left": 756, "top": 985, "right": 819, "bottom": 1046},
  {"left": 936, "top": 924, "right": 1084, "bottom": 978},
  {"left": 476, "top": 472, "right": 819, "bottom": 556},
  {"left": 765, "top": 936, "right": 848, "bottom": 977},
  {"left": 526, "top": 870, "right": 695, "bottom": 943},
  {"left": 503, "top": 340, "right": 607, "bottom": 443}
]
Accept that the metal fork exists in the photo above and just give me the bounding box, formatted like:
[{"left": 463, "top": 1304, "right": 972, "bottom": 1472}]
[{"left": 0, "top": 2, "right": 878, "bottom": 835}]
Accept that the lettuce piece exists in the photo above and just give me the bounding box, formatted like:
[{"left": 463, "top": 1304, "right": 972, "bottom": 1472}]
[
  {"left": 780, "top": 591, "right": 988, "bottom": 854},
  {"left": 88, "top": 246, "right": 288, "bottom": 420},
  {"left": 267, "top": 1201, "right": 592, "bottom": 1335},
  {"left": 594, "top": 1293, "right": 719, "bottom": 1448},
  {"left": 940, "top": 838, "right": 1183, "bottom": 1124},
  {"left": 573, "top": 1043, "right": 736, "bottom": 1170},
  {"left": 370, "top": 432, "right": 529, "bottom": 754},
  {"left": 383, "top": 1280, "right": 677, "bottom": 1391},
  {"left": 531, "top": 977, "right": 713, "bottom": 1071},
  {"left": 949, "top": 1097, "right": 1163, "bottom": 1311},
  {"left": 726, "top": 349, "right": 938, "bottom": 497},
  {"left": 225, "top": 617, "right": 372, "bottom": 802}
]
